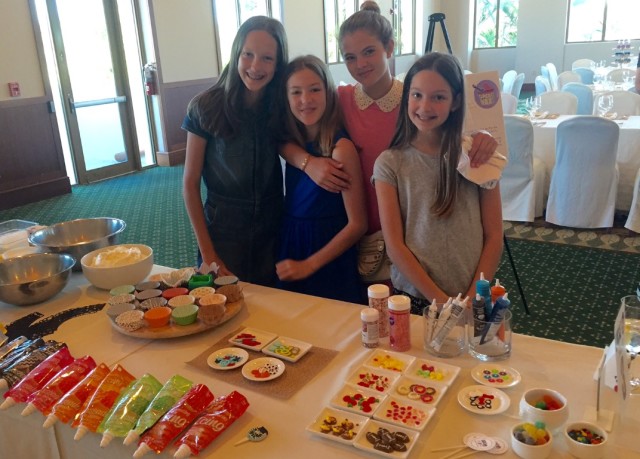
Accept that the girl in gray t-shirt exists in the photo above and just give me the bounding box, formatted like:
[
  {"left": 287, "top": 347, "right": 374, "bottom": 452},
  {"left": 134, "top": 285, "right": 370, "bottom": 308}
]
[{"left": 373, "top": 53, "right": 503, "bottom": 314}]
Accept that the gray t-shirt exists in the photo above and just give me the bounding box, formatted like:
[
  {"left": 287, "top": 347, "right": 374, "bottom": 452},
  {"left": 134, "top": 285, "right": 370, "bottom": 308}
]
[{"left": 372, "top": 145, "right": 484, "bottom": 299}]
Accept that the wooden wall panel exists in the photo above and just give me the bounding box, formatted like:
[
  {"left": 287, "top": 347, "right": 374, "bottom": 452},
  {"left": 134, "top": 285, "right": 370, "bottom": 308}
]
[{"left": 0, "top": 98, "right": 71, "bottom": 209}]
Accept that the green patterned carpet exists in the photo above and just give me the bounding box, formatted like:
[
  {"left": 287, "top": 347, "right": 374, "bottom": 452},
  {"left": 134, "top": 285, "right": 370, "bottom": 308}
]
[{"left": 2, "top": 166, "right": 639, "bottom": 348}]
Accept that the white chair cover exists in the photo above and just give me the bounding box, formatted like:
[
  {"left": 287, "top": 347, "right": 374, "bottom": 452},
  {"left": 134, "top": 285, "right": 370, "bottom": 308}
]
[
  {"left": 557, "top": 71, "right": 581, "bottom": 89},
  {"left": 535, "top": 76, "right": 551, "bottom": 96},
  {"left": 501, "top": 116, "right": 547, "bottom": 221},
  {"left": 572, "top": 59, "right": 596, "bottom": 70},
  {"left": 501, "top": 92, "right": 518, "bottom": 114},
  {"left": 561, "top": 82, "right": 594, "bottom": 115},
  {"left": 625, "top": 167, "right": 640, "bottom": 233},
  {"left": 539, "top": 91, "right": 578, "bottom": 115},
  {"left": 573, "top": 67, "right": 595, "bottom": 85},
  {"left": 597, "top": 90, "right": 640, "bottom": 116},
  {"left": 546, "top": 63, "right": 559, "bottom": 91},
  {"left": 502, "top": 70, "right": 517, "bottom": 94},
  {"left": 546, "top": 117, "right": 619, "bottom": 228},
  {"left": 511, "top": 73, "right": 525, "bottom": 99},
  {"left": 606, "top": 68, "right": 635, "bottom": 84}
]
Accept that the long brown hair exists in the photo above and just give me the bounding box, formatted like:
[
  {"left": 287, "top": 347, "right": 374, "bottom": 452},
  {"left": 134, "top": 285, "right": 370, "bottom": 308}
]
[
  {"left": 280, "top": 55, "right": 343, "bottom": 157},
  {"left": 389, "top": 52, "right": 465, "bottom": 217},
  {"left": 338, "top": 3, "right": 393, "bottom": 52},
  {"left": 187, "top": 16, "right": 288, "bottom": 139}
]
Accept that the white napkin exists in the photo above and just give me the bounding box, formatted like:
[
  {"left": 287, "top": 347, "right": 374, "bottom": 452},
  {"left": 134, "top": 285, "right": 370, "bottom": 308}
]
[{"left": 457, "top": 135, "right": 507, "bottom": 189}]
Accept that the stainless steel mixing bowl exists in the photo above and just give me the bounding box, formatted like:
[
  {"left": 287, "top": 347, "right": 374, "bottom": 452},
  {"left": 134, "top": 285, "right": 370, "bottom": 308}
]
[
  {"left": 0, "top": 253, "right": 76, "bottom": 306},
  {"left": 28, "top": 218, "right": 126, "bottom": 271}
]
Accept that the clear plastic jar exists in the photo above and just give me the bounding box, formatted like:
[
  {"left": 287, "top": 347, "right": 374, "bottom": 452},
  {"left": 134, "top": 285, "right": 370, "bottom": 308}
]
[
  {"left": 361, "top": 308, "right": 380, "bottom": 348},
  {"left": 388, "top": 295, "right": 411, "bottom": 351},
  {"left": 368, "top": 284, "right": 389, "bottom": 338}
]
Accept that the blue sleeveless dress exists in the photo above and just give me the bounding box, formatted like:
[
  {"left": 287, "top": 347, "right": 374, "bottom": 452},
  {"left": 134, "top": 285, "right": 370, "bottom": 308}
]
[{"left": 277, "top": 139, "right": 363, "bottom": 304}]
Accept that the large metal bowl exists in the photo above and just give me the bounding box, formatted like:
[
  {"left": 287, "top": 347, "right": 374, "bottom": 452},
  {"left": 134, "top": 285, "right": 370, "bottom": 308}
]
[
  {"left": 0, "top": 253, "right": 76, "bottom": 306},
  {"left": 28, "top": 218, "right": 126, "bottom": 271}
]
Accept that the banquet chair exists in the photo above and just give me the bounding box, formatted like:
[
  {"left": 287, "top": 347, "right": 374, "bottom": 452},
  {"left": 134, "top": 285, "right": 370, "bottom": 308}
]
[
  {"left": 502, "top": 70, "right": 517, "bottom": 94},
  {"left": 598, "top": 90, "right": 640, "bottom": 116},
  {"left": 557, "top": 71, "right": 581, "bottom": 89},
  {"left": 511, "top": 72, "right": 525, "bottom": 99},
  {"left": 501, "top": 92, "right": 518, "bottom": 114},
  {"left": 540, "top": 66, "right": 551, "bottom": 84},
  {"left": 539, "top": 91, "right": 578, "bottom": 115},
  {"left": 535, "top": 76, "right": 551, "bottom": 96},
  {"left": 501, "top": 115, "right": 547, "bottom": 221},
  {"left": 545, "top": 63, "right": 559, "bottom": 91},
  {"left": 546, "top": 117, "right": 619, "bottom": 228},
  {"left": 572, "top": 59, "right": 595, "bottom": 71},
  {"left": 573, "top": 67, "right": 595, "bottom": 85},
  {"left": 561, "top": 82, "right": 594, "bottom": 115},
  {"left": 607, "top": 68, "right": 635, "bottom": 84},
  {"left": 625, "top": 168, "right": 640, "bottom": 233}
]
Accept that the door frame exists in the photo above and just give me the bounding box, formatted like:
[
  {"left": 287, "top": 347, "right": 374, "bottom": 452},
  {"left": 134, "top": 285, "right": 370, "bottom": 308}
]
[{"left": 45, "top": 0, "right": 142, "bottom": 184}]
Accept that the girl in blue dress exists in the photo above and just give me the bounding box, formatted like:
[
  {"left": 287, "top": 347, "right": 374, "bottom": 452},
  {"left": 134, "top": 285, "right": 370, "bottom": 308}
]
[{"left": 276, "top": 55, "right": 367, "bottom": 303}]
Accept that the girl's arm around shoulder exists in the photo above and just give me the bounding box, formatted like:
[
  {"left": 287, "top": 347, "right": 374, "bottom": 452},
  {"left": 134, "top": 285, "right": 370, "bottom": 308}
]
[
  {"left": 275, "top": 138, "right": 367, "bottom": 282},
  {"left": 464, "top": 184, "right": 503, "bottom": 298},
  {"left": 280, "top": 142, "right": 351, "bottom": 193}
]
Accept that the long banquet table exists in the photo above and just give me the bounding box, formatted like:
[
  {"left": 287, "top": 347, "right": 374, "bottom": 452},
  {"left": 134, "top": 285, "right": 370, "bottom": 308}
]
[
  {"left": 1, "top": 265, "right": 639, "bottom": 458},
  {"left": 532, "top": 115, "right": 640, "bottom": 211}
]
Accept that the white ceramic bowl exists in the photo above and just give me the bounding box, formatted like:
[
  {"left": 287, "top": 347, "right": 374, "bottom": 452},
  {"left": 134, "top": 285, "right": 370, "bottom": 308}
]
[
  {"left": 81, "top": 244, "right": 153, "bottom": 290},
  {"left": 511, "top": 422, "right": 553, "bottom": 459},
  {"left": 519, "top": 388, "right": 569, "bottom": 433},
  {"left": 564, "top": 422, "right": 608, "bottom": 459}
]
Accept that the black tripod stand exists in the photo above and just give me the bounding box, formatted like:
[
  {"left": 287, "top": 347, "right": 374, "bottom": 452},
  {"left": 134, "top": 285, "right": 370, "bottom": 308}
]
[
  {"left": 424, "top": 13, "right": 453, "bottom": 54},
  {"left": 424, "top": 13, "right": 530, "bottom": 315}
]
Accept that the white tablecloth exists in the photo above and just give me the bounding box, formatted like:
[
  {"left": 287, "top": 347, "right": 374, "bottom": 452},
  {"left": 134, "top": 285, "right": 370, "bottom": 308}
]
[
  {"left": 1, "top": 266, "right": 639, "bottom": 458},
  {"left": 533, "top": 115, "right": 640, "bottom": 211}
]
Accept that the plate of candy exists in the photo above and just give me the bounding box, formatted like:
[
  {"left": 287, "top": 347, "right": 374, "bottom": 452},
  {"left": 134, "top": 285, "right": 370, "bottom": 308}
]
[
  {"left": 207, "top": 347, "right": 248, "bottom": 370},
  {"left": 457, "top": 385, "right": 510, "bottom": 416},
  {"left": 470, "top": 364, "right": 521, "bottom": 388}
]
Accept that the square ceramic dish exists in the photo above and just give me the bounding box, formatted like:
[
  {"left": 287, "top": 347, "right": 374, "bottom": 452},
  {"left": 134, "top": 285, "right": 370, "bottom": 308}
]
[
  {"left": 353, "top": 419, "right": 420, "bottom": 459},
  {"left": 390, "top": 375, "right": 449, "bottom": 407},
  {"left": 228, "top": 327, "right": 277, "bottom": 351},
  {"left": 305, "top": 406, "right": 369, "bottom": 445},
  {"left": 345, "top": 366, "right": 400, "bottom": 394},
  {"left": 373, "top": 395, "right": 436, "bottom": 432},
  {"left": 404, "top": 357, "right": 460, "bottom": 385},
  {"left": 362, "top": 349, "right": 415, "bottom": 373},
  {"left": 261, "top": 336, "right": 312, "bottom": 362},
  {"left": 330, "top": 383, "right": 387, "bottom": 416}
]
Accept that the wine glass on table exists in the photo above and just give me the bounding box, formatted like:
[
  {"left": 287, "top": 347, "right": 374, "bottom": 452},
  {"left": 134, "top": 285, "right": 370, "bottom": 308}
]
[
  {"left": 597, "top": 95, "right": 613, "bottom": 117},
  {"left": 526, "top": 96, "right": 542, "bottom": 119}
]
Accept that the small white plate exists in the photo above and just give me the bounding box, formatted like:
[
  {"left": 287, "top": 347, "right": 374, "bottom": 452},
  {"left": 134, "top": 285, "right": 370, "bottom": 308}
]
[
  {"left": 262, "top": 336, "right": 312, "bottom": 362},
  {"left": 470, "top": 364, "right": 522, "bottom": 388},
  {"left": 353, "top": 419, "right": 419, "bottom": 459},
  {"left": 405, "top": 358, "right": 460, "bottom": 385},
  {"left": 241, "top": 357, "right": 285, "bottom": 381},
  {"left": 373, "top": 395, "right": 435, "bottom": 432},
  {"left": 207, "top": 347, "right": 249, "bottom": 370},
  {"left": 228, "top": 327, "right": 277, "bottom": 351},
  {"left": 345, "top": 366, "right": 400, "bottom": 394},
  {"left": 457, "top": 385, "right": 510, "bottom": 416},
  {"left": 305, "top": 406, "right": 368, "bottom": 445},
  {"left": 363, "top": 349, "right": 415, "bottom": 373},
  {"left": 330, "top": 384, "right": 387, "bottom": 416}
]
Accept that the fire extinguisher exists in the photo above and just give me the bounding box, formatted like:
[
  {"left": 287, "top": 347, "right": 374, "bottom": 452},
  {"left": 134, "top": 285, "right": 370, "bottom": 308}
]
[{"left": 143, "top": 63, "right": 157, "bottom": 96}]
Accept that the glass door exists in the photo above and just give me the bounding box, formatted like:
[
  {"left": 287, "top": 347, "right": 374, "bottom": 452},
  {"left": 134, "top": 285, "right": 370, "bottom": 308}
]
[{"left": 46, "top": 0, "right": 140, "bottom": 183}]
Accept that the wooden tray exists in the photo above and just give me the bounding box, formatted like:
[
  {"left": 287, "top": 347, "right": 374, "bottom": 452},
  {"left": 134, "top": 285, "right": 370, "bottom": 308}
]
[{"left": 110, "top": 299, "right": 244, "bottom": 339}]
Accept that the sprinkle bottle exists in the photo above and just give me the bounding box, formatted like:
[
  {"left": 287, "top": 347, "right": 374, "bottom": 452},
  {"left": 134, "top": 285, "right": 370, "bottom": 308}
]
[
  {"left": 388, "top": 295, "right": 411, "bottom": 352},
  {"left": 368, "top": 284, "right": 390, "bottom": 339},
  {"left": 361, "top": 308, "right": 380, "bottom": 348}
]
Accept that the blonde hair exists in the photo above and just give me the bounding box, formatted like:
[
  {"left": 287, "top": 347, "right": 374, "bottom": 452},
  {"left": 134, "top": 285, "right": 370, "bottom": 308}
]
[{"left": 280, "top": 55, "right": 343, "bottom": 157}]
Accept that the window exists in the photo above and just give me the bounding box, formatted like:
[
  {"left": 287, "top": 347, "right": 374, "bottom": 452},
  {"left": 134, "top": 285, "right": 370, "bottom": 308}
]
[
  {"left": 474, "top": 0, "right": 519, "bottom": 49},
  {"left": 323, "top": 0, "right": 415, "bottom": 64},
  {"left": 567, "top": 0, "right": 640, "bottom": 42},
  {"left": 213, "top": 0, "right": 282, "bottom": 69}
]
